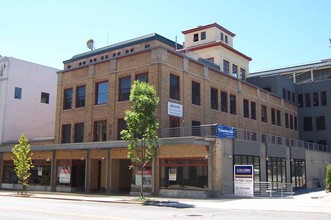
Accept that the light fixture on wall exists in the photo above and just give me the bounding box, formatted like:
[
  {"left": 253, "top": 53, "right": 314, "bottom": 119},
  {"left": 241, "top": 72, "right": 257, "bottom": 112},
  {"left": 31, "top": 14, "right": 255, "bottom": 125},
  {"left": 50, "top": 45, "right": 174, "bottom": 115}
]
[
  {"left": 311, "top": 160, "right": 317, "bottom": 164},
  {"left": 46, "top": 157, "right": 51, "bottom": 162}
]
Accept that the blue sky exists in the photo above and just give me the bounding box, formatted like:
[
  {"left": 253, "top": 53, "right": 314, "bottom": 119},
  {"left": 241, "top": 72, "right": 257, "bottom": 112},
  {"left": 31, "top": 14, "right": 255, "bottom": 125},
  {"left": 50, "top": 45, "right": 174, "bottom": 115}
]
[{"left": 1, "top": 0, "right": 330, "bottom": 72}]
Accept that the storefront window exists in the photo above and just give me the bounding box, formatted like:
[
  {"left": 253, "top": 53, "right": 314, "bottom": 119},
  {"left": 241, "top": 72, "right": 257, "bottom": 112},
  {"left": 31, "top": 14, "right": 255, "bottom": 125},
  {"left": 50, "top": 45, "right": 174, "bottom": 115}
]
[
  {"left": 2, "top": 161, "right": 18, "bottom": 184},
  {"left": 234, "top": 155, "right": 260, "bottom": 182},
  {"left": 2, "top": 160, "right": 51, "bottom": 186},
  {"left": 57, "top": 159, "right": 85, "bottom": 188},
  {"left": 267, "top": 157, "right": 286, "bottom": 184},
  {"left": 30, "top": 160, "right": 51, "bottom": 185},
  {"left": 160, "top": 158, "right": 208, "bottom": 190},
  {"left": 291, "top": 159, "right": 306, "bottom": 189}
]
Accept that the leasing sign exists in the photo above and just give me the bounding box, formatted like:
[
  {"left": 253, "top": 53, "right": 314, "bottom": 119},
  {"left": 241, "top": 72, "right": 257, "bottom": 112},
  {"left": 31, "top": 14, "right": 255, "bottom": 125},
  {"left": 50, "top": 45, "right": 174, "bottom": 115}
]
[{"left": 234, "top": 165, "right": 254, "bottom": 197}]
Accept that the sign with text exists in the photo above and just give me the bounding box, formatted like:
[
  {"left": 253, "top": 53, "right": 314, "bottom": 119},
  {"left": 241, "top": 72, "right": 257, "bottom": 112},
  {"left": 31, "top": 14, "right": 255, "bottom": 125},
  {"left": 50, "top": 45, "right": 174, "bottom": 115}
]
[
  {"left": 216, "top": 125, "right": 236, "bottom": 138},
  {"left": 169, "top": 168, "right": 177, "bottom": 181},
  {"left": 168, "top": 102, "right": 183, "bottom": 117},
  {"left": 234, "top": 165, "right": 254, "bottom": 198}
]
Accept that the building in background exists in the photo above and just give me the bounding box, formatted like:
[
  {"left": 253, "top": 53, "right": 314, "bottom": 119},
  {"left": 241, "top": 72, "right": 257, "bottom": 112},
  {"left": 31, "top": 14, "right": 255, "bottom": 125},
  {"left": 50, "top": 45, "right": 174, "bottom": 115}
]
[
  {"left": 0, "top": 56, "right": 58, "bottom": 146},
  {"left": 248, "top": 58, "right": 331, "bottom": 148}
]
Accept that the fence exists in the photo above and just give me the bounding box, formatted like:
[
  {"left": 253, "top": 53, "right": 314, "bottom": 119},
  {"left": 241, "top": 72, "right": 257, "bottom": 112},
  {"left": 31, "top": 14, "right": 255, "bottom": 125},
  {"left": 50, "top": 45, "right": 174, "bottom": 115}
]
[
  {"left": 160, "top": 124, "right": 331, "bottom": 153},
  {"left": 220, "top": 181, "right": 294, "bottom": 198}
]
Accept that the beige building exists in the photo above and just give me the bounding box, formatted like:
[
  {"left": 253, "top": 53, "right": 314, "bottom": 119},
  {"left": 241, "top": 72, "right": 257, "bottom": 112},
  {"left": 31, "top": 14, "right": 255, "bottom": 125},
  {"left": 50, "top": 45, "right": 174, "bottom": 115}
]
[{"left": 0, "top": 23, "right": 328, "bottom": 198}]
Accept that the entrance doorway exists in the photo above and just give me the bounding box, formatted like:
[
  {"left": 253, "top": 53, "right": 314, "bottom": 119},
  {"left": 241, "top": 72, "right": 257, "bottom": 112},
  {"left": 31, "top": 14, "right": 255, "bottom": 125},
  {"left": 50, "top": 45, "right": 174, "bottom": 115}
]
[
  {"left": 90, "top": 159, "right": 104, "bottom": 192},
  {"left": 291, "top": 159, "right": 306, "bottom": 190},
  {"left": 111, "top": 159, "right": 132, "bottom": 194}
]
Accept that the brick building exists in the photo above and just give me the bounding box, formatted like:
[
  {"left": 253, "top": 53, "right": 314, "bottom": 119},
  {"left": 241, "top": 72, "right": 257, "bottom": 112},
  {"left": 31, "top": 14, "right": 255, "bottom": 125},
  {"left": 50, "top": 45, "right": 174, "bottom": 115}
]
[{"left": 0, "top": 23, "right": 328, "bottom": 198}]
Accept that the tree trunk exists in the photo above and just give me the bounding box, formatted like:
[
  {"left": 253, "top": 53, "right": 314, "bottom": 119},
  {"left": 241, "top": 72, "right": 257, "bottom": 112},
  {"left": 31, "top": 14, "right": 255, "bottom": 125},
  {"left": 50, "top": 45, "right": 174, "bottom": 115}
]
[{"left": 140, "top": 165, "right": 144, "bottom": 198}]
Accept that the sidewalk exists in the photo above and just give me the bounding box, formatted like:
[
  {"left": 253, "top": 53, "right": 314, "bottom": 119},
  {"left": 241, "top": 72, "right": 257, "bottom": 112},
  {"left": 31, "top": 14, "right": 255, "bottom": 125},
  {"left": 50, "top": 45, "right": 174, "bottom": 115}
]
[{"left": 1, "top": 188, "right": 331, "bottom": 213}]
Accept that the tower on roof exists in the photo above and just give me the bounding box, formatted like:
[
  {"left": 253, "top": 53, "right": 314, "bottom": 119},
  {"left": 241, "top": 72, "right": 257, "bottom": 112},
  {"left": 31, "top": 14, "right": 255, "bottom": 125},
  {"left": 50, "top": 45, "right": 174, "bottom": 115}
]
[{"left": 181, "top": 23, "right": 251, "bottom": 80}]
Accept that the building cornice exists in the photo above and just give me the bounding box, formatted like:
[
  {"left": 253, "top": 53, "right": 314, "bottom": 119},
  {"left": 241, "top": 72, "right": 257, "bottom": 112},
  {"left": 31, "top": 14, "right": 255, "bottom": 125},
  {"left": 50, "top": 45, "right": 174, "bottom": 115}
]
[{"left": 182, "top": 23, "right": 235, "bottom": 37}]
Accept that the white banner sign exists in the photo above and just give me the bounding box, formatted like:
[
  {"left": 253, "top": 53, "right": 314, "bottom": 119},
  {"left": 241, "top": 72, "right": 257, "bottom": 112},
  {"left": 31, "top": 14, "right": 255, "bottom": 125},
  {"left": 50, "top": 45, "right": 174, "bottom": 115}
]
[{"left": 168, "top": 102, "right": 183, "bottom": 117}]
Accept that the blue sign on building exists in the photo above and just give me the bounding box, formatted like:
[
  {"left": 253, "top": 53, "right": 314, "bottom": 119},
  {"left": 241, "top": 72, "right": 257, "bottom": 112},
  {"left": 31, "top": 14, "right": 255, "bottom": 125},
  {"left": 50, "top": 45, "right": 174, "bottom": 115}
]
[
  {"left": 216, "top": 125, "right": 236, "bottom": 138},
  {"left": 234, "top": 165, "right": 253, "bottom": 176}
]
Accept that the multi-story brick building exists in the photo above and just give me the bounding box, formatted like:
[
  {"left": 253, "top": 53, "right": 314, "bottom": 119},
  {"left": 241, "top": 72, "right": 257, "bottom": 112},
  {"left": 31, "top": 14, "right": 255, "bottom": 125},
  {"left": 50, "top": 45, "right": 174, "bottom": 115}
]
[{"left": 0, "top": 24, "right": 329, "bottom": 197}]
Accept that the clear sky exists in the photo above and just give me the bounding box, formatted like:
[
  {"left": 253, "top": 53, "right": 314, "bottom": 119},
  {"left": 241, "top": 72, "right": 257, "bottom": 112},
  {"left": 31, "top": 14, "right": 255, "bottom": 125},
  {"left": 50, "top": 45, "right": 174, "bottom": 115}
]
[{"left": 1, "top": 0, "right": 330, "bottom": 72}]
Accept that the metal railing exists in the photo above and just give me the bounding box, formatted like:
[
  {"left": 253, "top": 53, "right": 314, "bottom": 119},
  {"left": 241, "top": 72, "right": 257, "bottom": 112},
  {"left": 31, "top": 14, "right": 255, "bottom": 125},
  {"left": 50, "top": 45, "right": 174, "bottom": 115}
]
[
  {"left": 160, "top": 124, "right": 331, "bottom": 153},
  {"left": 220, "top": 181, "right": 294, "bottom": 198}
]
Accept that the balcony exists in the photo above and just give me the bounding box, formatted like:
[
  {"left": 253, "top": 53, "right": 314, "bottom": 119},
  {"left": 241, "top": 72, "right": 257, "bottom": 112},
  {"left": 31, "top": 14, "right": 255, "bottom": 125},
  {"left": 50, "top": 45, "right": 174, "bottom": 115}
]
[{"left": 160, "top": 124, "right": 331, "bottom": 153}]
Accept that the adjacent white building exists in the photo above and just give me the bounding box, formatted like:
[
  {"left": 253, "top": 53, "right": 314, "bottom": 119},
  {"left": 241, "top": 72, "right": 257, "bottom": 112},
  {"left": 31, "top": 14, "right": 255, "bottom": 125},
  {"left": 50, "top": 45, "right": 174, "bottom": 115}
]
[{"left": 0, "top": 56, "right": 58, "bottom": 146}]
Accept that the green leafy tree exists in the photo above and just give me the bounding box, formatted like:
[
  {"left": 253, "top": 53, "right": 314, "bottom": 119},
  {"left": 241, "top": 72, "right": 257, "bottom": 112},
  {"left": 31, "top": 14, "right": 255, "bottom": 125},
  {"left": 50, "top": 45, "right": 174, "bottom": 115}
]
[
  {"left": 121, "top": 81, "right": 159, "bottom": 198},
  {"left": 11, "top": 134, "right": 33, "bottom": 195},
  {"left": 326, "top": 164, "right": 331, "bottom": 192}
]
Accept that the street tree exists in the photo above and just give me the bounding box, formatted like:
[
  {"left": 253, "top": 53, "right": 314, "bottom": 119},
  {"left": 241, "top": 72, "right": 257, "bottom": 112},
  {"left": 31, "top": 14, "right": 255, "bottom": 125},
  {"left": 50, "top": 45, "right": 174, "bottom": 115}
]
[
  {"left": 326, "top": 164, "right": 331, "bottom": 192},
  {"left": 11, "top": 134, "right": 33, "bottom": 195},
  {"left": 121, "top": 81, "right": 159, "bottom": 198}
]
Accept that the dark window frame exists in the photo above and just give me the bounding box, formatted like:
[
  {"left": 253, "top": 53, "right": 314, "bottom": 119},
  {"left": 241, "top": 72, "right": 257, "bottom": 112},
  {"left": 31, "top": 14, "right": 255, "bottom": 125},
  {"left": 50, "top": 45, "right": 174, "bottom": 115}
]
[
  {"left": 191, "top": 81, "right": 201, "bottom": 106},
  {"left": 210, "top": 87, "right": 218, "bottom": 110},
  {"left": 63, "top": 88, "right": 73, "bottom": 110},
  {"left": 170, "top": 74, "right": 180, "bottom": 100},
  {"left": 41, "top": 92, "right": 49, "bottom": 104},
  {"left": 74, "top": 122, "right": 84, "bottom": 143},
  {"left": 95, "top": 81, "right": 108, "bottom": 105},
  {"left": 119, "top": 76, "right": 131, "bottom": 101},
  {"left": 76, "top": 85, "right": 86, "bottom": 108}
]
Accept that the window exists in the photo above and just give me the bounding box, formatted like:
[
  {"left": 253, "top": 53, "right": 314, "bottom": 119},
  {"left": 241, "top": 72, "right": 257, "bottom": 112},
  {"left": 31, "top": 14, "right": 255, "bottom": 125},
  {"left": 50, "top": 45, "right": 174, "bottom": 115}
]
[
  {"left": 14, "top": 87, "right": 22, "bottom": 99},
  {"left": 316, "top": 116, "right": 326, "bottom": 130},
  {"left": 243, "top": 99, "right": 249, "bottom": 118},
  {"left": 41, "top": 92, "right": 49, "bottom": 104},
  {"left": 94, "top": 120, "right": 107, "bottom": 142},
  {"left": 305, "top": 93, "right": 311, "bottom": 107},
  {"left": 271, "top": 108, "right": 276, "bottom": 125},
  {"left": 234, "top": 155, "right": 260, "bottom": 182},
  {"left": 321, "top": 91, "right": 327, "bottom": 106},
  {"left": 261, "top": 105, "right": 267, "bottom": 122},
  {"left": 201, "top": 31, "right": 206, "bottom": 40},
  {"left": 160, "top": 158, "right": 208, "bottom": 190},
  {"left": 294, "top": 116, "right": 298, "bottom": 130},
  {"left": 191, "top": 120, "right": 201, "bottom": 136},
  {"left": 144, "top": 44, "right": 150, "bottom": 49},
  {"left": 119, "top": 76, "right": 131, "bottom": 101},
  {"left": 240, "top": 68, "right": 246, "bottom": 80},
  {"left": 192, "top": 81, "right": 200, "bottom": 105},
  {"left": 117, "top": 52, "right": 121, "bottom": 56},
  {"left": 313, "top": 92, "right": 319, "bottom": 106},
  {"left": 95, "top": 81, "right": 108, "bottom": 105},
  {"left": 63, "top": 88, "right": 73, "bottom": 110},
  {"left": 136, "top": 73, "right": 148, "bottom": 83},
  {"left": 76, "top": 85, "right": 86, "bottom": 108},
  {"left": 277, "top": 110, "right": 281, "bottom": 126},
  {"left": 61, "top": 124, "right": 71, "bottom": 143},
  {"left": 221, "top": 91, "right": 228, "bottom": 113},
  {"left": 225, "top": 35, "right": 228, "bottom": 43},
  {"left": 220, "top": 32, "right": 224, "bottom": 41},
  {"left": 193, "top": 33, "right": 199, "bottom": 42},
  {"left": 74, "top": 123, "right": 84, "bottom": 143},
  {"left": 282, "top": 89, "right": 287, "bottom": 99},
  {"left": 125, "top": 49, "right": 129, "bottom": 54},
  {"left": 117, "top": 118, "right": 127, "bottom": 140},
  {"left": 298, "top": 94, "right": 303, "bottom": 108},
  {"left": 130, "top": 48, "right": 134, "bottom": 52},
  {"left": 292, "top": 93, "right": 295, "bottom": 103},
  {"left": 170, "top": 74, "right": 180, "bottom": 100},
  {"left": 223, "top": 60, "right": 229, "bottom": 74},
  {"left": 290, "top": 115, "right": 294, "bottom": 129},
  {"left": 232, "top": 64, "right": 238, "bottom": 77},
  {"left": 267, "top": 157, "right": 286, "bottom": 183},
  {"left": 285, "top": 113, "right": 289, "bottom": 128},
  {"left": 230, "top": 94, "right": 236, "bottom": 115},
  {"left": 287, "top": 91, "right": 291, "bottom": 101},
  {"left": 206, "top": 57, "right": 214, "bottom": 63},
  {"left": 264, "top": 87, "right": 271, "bottom": 92},
  {"left": 210, "top": 88, "right": 218, "bottom": 110},
  {"left": 304, "top": 117, "right": 313, "bottom": 131},
  {"left": 251, "top": 101, "right": 256, "bottom": 120}
]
